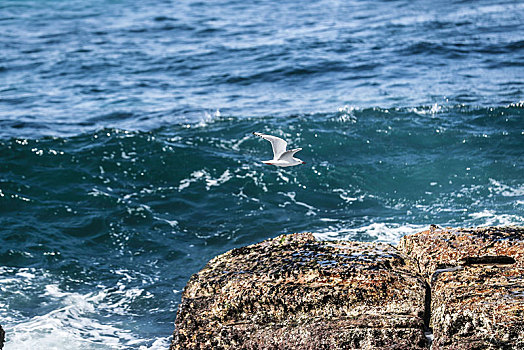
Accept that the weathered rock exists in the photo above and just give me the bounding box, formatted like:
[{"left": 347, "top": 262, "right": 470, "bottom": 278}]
[
  {"left": 399, "top": 226, "right": 524, "bottom": 349},
  {"left": 172, "top": 226, "right": 524, "bottom": 349},
  {"left": 0, "top": 324, "right": 4, "bottom": 350},
  {"left": 398, "top": 226, "right": 524, "bottom": 279},
  {"left": 172, "top": 232, "right": 428, "bottom": 350}
]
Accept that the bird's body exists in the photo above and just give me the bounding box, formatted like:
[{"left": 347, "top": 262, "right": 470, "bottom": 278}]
[{"left": 253, "top": 132, "right": 305, "bottom": 167}]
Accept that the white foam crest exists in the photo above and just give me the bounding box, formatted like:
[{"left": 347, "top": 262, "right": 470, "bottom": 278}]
[
  {"left": 336, "top": 105, "right": 358, "bottom": 123},
  {"left": 177, "top": 169, "right": 232, "bottom": 191},
  {"left": 488, "top": 178, "right": 524, "bottom": 197},
  {"left": 314, "top": 222, "right": 427, "bottom": 243},
  {"left": 275, "top": 168, "right": 307, "bottom": 189},
  {"left": 314, "top": 212, "right": 524, "bottom": 243},
  {"left": 178, "top": 169, "right": 207, "bottom": 191},
  {"left": 278, "top": 191, "right": 317, "bottom": 216},
  {"left": 5, "top": 286, "right": 139, "bottom": 349},
  {"left": 0, "top": 267, "right": 47, "bottom": 306},
  {"left": 196, "top": 109, "right": 222, "bottom": 128},
  {"left": 333, "top": 188, "right": 365, "bottom": 203},
  {"left": 205, "top": 169, "right": 232, "bottom": 190},
  {"left": 138, "top": 336, "right": 172, "bottom": 350},
  {"left": 153, "top": 216, "right": 179, "bottom": 228},
  {"left": 233, "top": 166, "right": 268, "bottom": 192},
  {"left": 232, "top": 187, "right": 260, "bottom": 203},
  {"left": 87, "top": 187, "right": 114, "bottom": 198},
  {"left": 411, "top": 103, "right": 443, "bottom": 116},
  {"left": 1, "top": 268, "right": 165, "bottom": 349},
  {"left": 468, "top": 210, "right": 524, "bottom": 226}
]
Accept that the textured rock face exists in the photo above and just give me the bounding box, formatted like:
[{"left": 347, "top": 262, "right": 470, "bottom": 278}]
[
  {"left": 172, "top": 226, "right": 523, "bottom": 349},
  {"left": 0, "top": 324, "right": 4, "bottom": 350},
  {"left": 172, "top": 232, "right": 428, "bottom": 350},
  {"left": 399, "top": 226, "right": 524, "bottom": 350}
]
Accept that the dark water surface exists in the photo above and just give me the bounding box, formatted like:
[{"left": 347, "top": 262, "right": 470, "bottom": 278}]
[{"left": 1, "top": 0, "right": 523, "bottom": 348}]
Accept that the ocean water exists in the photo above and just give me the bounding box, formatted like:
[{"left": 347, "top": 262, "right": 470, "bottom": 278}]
[{"left": 1, "top": 0, "right": 523, "bottom": 348}]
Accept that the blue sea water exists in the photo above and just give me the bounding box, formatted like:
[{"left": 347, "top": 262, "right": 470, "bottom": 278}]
[{"left": 0, "top": 0, "right": 523, "bottom": 348}]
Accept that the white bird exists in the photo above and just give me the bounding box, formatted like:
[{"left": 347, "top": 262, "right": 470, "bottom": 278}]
[{"left": 253, "top": 132, "right": 305, "bottom": 167}]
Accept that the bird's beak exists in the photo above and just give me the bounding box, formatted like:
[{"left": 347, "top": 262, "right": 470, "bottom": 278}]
[{"left": 302, "top": 161, "right": 306, "bottom": 164}]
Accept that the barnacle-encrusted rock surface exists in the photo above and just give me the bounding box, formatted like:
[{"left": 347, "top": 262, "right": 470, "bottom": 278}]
[
  {"left": 399, "top": 226, "right": 524, "bottom": 350},
  {"left": 172, "top": 232, "right": 427, "bottom": 350},
  {"left": 172, "top": 227, "right": 523, "bottom": 349}
]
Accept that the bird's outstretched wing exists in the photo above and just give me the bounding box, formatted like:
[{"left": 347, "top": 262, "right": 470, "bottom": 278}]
[
  {"left": 253, "top": 132, "right": 287, "bottom": 159},
  {"left": 279, "top": 148, "right": 302, "bottom": 161}
]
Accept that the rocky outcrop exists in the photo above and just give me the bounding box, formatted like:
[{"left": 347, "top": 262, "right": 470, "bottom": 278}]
[
  {"left": 172, "top": 232, "right": 427, "bottom": 349},
  {"left": 171, "top": 226, "right": 523, "bottom": 349},
  {"left": 399, "top": 226, "right": 524, "bottom": 349},
  {"left": 0, "top": 324, "right": 4, "bottom": 350}
]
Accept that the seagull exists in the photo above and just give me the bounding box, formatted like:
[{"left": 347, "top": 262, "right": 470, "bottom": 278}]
[{"left": 253, "top": 132, "right": 305, "bottom": 167}]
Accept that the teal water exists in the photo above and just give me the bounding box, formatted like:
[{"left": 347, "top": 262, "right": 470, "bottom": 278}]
[
  {"left": 1, "top": 106, "right": 523, "bottom": 348},
  {"left": 1, "top": 0, "right": 523, "bottom": 348}
]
